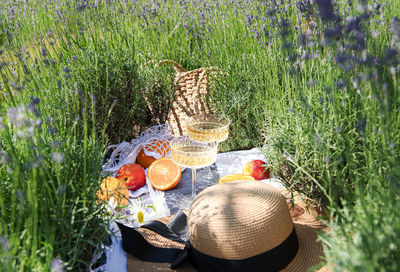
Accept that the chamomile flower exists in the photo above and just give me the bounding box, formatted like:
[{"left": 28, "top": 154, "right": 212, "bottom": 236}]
[
  {"left": 126, "top": 198, "right": 154, "bottom": 228},
  {"left": 150, "top": 190, "right": 170, "bottom": 218}
]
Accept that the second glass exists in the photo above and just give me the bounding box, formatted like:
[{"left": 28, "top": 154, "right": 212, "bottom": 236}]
[
  {"left": 170, "top": 136, "right": 218, "bottom": 208},
  {"left": 186, "top": 113, "right": 230, "bottom": 180},
  {"left": 186, "top": 113, "right": 230, "bottom": 144}
]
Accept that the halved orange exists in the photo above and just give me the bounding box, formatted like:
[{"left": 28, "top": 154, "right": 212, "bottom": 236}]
[
  {"left": 136, "top": 139, "right": 171, "bottom": 168},
  {"left": 97, "top": 177, "right": 129, "bottom": 206},
  {"left": 218, "top": 173, "right": 255, "bottom": 184},
  {"left": 148, "top": 157, "right": 181, "bottom": 191}
]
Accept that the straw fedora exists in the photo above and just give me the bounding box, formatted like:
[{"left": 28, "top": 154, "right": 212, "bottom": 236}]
[{"left": 118, "top": 181, "right": 328, "bottom": 272}]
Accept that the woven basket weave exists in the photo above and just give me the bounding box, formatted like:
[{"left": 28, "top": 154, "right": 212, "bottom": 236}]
[{"left": 143, "top": 60, "right": 219, "bottom": 136}]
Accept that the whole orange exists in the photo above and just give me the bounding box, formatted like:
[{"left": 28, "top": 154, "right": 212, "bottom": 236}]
[
  {"left": 136, "top": 139, "right": 171, "bottom": 168},
  {"left": 136, "top": 149, "right": 156, "bottom": 169},
  {"left": 97, "top": 177, "right": 129, "bottom": 206}
]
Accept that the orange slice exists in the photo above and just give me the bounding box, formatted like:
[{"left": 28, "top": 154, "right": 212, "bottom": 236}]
[
  {"left": 136, "top": 139, "right": 171, "bottom": 168},
  {"left": 97, "top": 177, "right": 129, "bottom": 206},
  {"left": 148, "top": 157, "right": 181, "bottom": 191},
  {"left": 218, "top": 173, "right": 255, "bottom": 184}
]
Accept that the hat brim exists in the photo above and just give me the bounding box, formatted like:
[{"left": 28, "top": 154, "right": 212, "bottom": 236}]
[
  {"left": 127, "top": 254, "right": 196, "bottom": 272},
  {"left": 125, "top": 188, "right": 328, "bottom": 272},
  {"left": 125, "top": 223, "right": 327, "bottom": 272},
  {"left": 282, "top": 223, "right": 327, "bottom": 272}
]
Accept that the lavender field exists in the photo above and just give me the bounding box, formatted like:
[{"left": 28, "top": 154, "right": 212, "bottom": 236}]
[{"left": 1, "top": 0, "right": 400, "bottom": 271}]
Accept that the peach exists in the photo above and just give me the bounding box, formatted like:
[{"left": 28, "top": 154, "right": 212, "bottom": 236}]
[
  {"left": 243, "top": 160, "right": 270, "bottom": 180},
  {"left": 116, "top": 163, "right": 146, "bottom": 191}
]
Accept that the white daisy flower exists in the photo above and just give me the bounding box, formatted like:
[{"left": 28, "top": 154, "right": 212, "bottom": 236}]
[
  {"left": 126, "top": 198, "right": 154, "bottom": 228},
  {"left": 150, "top": 190, "right": 170, "bottom": 219}
]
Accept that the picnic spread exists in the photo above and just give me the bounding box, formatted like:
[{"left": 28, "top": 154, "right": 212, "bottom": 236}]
[
  {"left": 91, "top": 61, "right": 327, "bottom": 271},
  {"left": 91, "top": 123, "right": 327, "bottom": 272}
]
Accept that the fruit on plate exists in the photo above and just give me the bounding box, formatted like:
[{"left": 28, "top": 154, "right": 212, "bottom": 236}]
[
  {"left": 136, "top": 139, "right": 171, "bottom": 168},
  {"left": 116, "top": 163, "right": 146, "bottom": 191},
  {"left": 243, "top": 160, "right": 270, "bottom": 180},
  {"left": 147, "top": 157, "right": 181, "bottom": 191},
  {"left": 97, "top": 177, "right": 129, "bottom": 206},
  {"left": 218, "top": 173, "right": 255, "bottom": 183}
]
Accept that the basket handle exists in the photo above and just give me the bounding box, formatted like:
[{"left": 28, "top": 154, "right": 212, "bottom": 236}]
[{"left": 143, "top": 59, "right": 187, "bottom": 73}]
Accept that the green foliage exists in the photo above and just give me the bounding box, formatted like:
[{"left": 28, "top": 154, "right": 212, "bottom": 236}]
[
  {"left": 1, "top": 0, "right": 400, "bottom": 271},
  {"left": 0, "top": 91, "right": 109, "bottom": 271},
  {"left": 322, "top": 187, "right": 400, "bottom": 271}
]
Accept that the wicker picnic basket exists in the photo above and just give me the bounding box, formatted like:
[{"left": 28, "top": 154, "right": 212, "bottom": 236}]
[{"left": 143, "top": 60, "right": 220, "bottom": 136}]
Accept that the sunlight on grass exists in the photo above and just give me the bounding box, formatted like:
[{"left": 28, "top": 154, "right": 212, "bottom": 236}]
[{"left": 1, "top": 0, "right": 400, "bottom": 271}]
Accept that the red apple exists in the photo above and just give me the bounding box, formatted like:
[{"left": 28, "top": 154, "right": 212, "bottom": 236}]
[
  {"left": 116, "top": 163, "right": 146, "bottom": 191},
  {"left": 243, "top": 160, "right": 270, "bottom": 180}
]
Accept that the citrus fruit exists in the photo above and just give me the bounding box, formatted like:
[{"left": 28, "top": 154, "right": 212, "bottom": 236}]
[
  {"left": 97, "top": 177, "right": 129, "bottom": 206},
  {"left": 136, "top": 139, "right": 171, "bottom": 168},
  {"left": 148, "top": 157, "right": 181, "bottom": 191},
  {"left": 136, "top": 149, "right": 156, "bottom": 168},
  {"left": 116, "top": 163, "right": 146, "bottom": 191},
  {"left": 218, "top": 173, "right": 255, "bottom": 183}
]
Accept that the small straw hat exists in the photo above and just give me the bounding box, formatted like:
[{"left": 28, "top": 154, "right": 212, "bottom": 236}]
[{"left": 121, "top": 181, "right": 328, "bottom": 272}]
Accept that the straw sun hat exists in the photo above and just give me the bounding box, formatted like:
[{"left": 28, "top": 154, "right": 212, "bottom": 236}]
[{"left": 118, "top": 181, "right": 327, "bottom": 272}]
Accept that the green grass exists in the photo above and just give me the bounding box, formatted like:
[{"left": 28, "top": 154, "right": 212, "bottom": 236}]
[{"left": 1, "top": 0, "right": 400, "bottom": 270}]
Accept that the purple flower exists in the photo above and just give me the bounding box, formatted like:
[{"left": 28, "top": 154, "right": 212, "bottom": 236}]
[
  {"left": 356, "top": 118, "right": 366, "bottom": 136},
  {"left": 0, "top": 236, "right": 10, "bottom": 251},
  {"left": 245, "top": 14, "right": 253, "bottom": 26},
  {"left": 297, "top": 0, "right": 315, "bottom": 20},
  {"left": 337, "top": 79, "right": 346, "bottom": 89},
  {"left": 28, "top": 96, "right": 40, "bottom": 117},
  {"left": 63, "top": 67, "right": 71, "bottom": 74},
  {"left": 323, "top": 25, "right": 343, "bottom": 42},
  {"left": 316, "top": 0, "right": 337, "bottom": 22},
  {"left": 345, "top": 16, "right": 362, "bottom": 33},
  {"left": 51, "top": 258, "right": 64, "bottom": 272},
  {"left": 41, "top": 48, "right": 48, "bottom": 57}
]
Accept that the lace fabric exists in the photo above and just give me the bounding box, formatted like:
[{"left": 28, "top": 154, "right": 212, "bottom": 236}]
[{"left": 102, "top": 124, "right": 174, "bottom": 174}]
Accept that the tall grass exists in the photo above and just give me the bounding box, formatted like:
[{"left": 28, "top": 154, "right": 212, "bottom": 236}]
[
  {"left": 1, "top": 0, "right": 400, "bottom": 270},
  {"left": 0, "top": 32, "right": 109, "bottom": 272}
]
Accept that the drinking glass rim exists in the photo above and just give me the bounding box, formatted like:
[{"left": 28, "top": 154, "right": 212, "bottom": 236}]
[
  {"left": 170, "top": 136, "right": 218, "bottom": 152},
  {"left": 186, "top": 113, "right": 230, "bottom": 127}
]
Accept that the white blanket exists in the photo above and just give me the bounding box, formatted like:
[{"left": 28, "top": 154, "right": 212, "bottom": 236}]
[{"left": 92, "top": 148, "right": 283, "bottom": 272}]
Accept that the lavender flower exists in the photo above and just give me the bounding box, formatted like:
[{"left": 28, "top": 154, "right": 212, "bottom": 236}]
[
  {"left": 0, "top": 236, "right": 10, "bottom": 252},
  {"left": 297, "top": 0, "right": 315, "bottom": 20},
  {"left": 356, "top": 118, "right": 366, "bottom": 136},
  {"left": 41, "top": 48, "right": 48, "bottom": 57},
  {"left": 316, "top": 0, "right": 337, "bottom": 22},
  {"left": 51, "top": 258, "right": 64, "bottom": 272},
  {"left": 51, "top": 152, "right": 65, "bottom": 163},
  {"left": 245, "top": 14, "right": 253, "bottom": 26}
]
